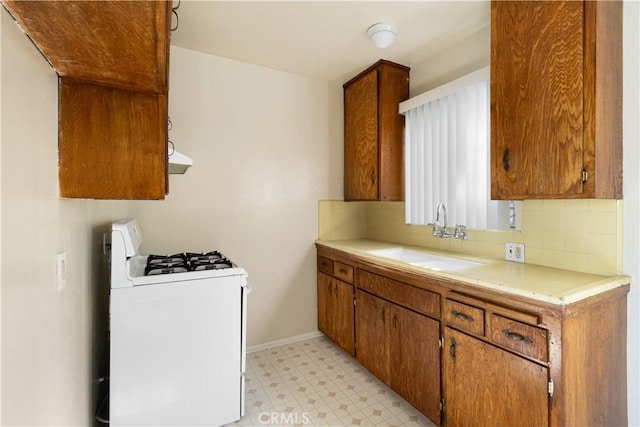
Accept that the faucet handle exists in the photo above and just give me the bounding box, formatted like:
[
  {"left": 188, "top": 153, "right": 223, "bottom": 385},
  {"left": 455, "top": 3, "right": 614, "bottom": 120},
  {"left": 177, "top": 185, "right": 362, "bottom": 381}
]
[{"left": 454, "top": 225, "right": 467, "bottom": 240}]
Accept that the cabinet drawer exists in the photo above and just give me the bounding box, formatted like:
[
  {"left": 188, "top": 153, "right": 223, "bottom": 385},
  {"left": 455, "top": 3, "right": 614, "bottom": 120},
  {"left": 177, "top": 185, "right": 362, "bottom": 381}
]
[
  {"left": 356, "top": 270, "right": 440, "bottom": 318},
  {"left": 333, "top": 261, "right": 354, "bottom": 283},
  {"left": 444, "top": 299, "right": 485, "bottom": 336},
  {"left": 490, "top": 314, "right": 548, "bottom": 361},
  {"left": 318, "top": 256, "right": 333, "bottom": 275}
]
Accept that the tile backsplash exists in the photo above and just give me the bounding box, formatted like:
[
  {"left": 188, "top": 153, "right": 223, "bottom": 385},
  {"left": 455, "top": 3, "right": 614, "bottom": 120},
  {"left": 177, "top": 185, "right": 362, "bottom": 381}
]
[{"left": 318, "top": 199, "right": 622, "bottom": 276}]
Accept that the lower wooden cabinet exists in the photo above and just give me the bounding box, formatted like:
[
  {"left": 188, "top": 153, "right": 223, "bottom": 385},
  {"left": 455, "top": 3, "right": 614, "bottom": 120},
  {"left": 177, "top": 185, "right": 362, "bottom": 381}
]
[
  {"left": 316, "top": 246, "right": 629, "bottom": 426},
  {"left": 317, "top": 272, "right": 354, "bottom": 355},
  {"left": 354, "top": 289, "right": 390, "bottom": 382},
  {"left": 442, "top": 327, "right": 548, "bottom": 426},
  {"left": 356, "top": 289, "right": 441, "bottom": 423}
]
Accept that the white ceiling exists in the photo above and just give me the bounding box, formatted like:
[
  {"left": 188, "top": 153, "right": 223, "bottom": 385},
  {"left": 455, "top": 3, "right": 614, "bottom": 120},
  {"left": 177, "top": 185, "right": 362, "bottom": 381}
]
[{"left": 170, "top": 1, "right": 491, "bottom": 83}]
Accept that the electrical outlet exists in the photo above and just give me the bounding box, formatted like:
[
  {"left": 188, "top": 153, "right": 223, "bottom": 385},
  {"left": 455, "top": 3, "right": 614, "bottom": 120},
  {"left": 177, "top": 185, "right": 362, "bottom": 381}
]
[
  {"left": 505, "top": 242, "right": 525, "bottom": 263},
  {"left": 56, "top": 252, "right": 66, "bottom": 290}
]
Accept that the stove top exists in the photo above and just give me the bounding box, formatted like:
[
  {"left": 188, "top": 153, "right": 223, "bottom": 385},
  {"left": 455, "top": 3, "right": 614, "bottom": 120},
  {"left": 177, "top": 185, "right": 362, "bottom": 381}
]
[{"left": 144, "top": 251, "right": 234, "bottom": 276}]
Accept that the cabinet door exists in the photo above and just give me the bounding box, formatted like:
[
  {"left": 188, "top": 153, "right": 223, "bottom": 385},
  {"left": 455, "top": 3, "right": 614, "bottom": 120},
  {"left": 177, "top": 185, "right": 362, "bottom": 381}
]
[
  {"left": 344, "top": 70, "right": 379, "bottom": 200},
  {"left": 443, "top": 327, "right": 548, "bottom": 426},
  {"left": 491, "top": 1, "right": 585, "bottom": 199},
  {"left": 332, "top": 278, "right": 355, "bottom": 355},
  {"left": 391, "top": 305, "right": 441, "bottom": 424},
  {"left": 355, "top": 290, "right": 391, "bottom": 385},
  {"left": 318, "top": 273, "right": 355, "bottom": 355},
  {"left": 317, "top": 272, "right": 332, "bottom": 337},
  {"left": 59, "top": 78, "right": 168, "bottom": 199}
]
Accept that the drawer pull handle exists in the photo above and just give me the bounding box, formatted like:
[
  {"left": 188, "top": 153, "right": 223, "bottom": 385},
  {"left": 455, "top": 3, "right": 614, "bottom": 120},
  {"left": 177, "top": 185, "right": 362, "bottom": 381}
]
[
  {"left": 339, "top": 268, "right": 348, "bottom": 274},
  {"left": 452, "top": 310, "right": 474, "bottom": 323},
  {"left": 502, "top": 329, "right": 534, "bottom": 345}
]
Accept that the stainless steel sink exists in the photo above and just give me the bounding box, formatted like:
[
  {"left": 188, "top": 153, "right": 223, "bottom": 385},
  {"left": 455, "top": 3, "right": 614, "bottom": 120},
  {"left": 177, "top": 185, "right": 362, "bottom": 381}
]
[{"left": 367, "top": 247, "right": 482, "bottom": 271}]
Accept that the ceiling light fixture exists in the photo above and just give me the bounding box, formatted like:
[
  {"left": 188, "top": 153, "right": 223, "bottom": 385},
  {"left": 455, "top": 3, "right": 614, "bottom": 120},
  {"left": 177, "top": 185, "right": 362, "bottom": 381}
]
[{"left": 367, "top": 22, "right": 398, "bottom": 49}]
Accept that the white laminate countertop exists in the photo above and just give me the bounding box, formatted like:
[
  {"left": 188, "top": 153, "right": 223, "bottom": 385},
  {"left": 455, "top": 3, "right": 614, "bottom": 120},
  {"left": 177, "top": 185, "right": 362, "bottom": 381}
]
[{"left": 316, "top": 239, "right": 630, "bottom": 305}]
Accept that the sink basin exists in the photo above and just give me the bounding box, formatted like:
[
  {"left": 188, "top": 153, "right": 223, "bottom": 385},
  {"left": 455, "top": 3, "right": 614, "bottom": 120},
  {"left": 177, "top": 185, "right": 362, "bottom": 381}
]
[{"left": 367, "top": 247, "right": 482, "bottom": 271}]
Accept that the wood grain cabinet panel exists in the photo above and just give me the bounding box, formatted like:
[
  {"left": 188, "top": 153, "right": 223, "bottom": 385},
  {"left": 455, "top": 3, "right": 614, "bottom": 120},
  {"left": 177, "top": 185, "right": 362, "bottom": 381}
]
[
  {"left": 343, "top": 60, "right": 409, "bottom": 201},
  {"left": 317, "top": 256, "right": 333, "bottom": 275},
  {"left": 317, "top": 272, "right": 354, "bottom": 356},
  {"left": 392, "top": 303, "right": 441, "bottom": 423},
  {"left": 444, "top": 299, "right": 485, "bottom": 336},
  {"left": 356, "top": 269, "right": 440, "bottom": 318},
  {"left": 333, "top": 261, "right": 354, "bottom": 284},
  {"left": 355, "top": 289, "right": 392, "bottom": 384},
  {"left": 491, "top": 0, "right": 622, "bottom": 199},
  {"left": 490, "top": 314, "right": 548, "bottom": 361},
  {"left": 58, "top": 78, "right": 168, "bottom": 199},
  {"left": 443, "top": 327, "right": 549, "bottom": 427},
  {"left": 355, "top": 289, "right": 441, "bottom": 424}
]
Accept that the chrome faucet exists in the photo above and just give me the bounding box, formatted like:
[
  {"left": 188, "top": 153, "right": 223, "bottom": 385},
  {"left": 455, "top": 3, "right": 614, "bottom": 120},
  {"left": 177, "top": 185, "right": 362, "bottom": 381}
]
[
  {"left": 436, "top": 203, "right": 447, "bottom": 229},
  {"left": 428, "top": 203, "right": 467, "bottom": 240},
  {"left": 428, "top": 203, "right": 452, "bottom": 238}
]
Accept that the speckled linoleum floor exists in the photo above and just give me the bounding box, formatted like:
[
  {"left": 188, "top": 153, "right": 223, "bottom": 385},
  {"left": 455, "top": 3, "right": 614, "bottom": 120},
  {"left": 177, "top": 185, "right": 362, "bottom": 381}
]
[{"left": 229, "top": 335, "right": 437, "bottom": 427}]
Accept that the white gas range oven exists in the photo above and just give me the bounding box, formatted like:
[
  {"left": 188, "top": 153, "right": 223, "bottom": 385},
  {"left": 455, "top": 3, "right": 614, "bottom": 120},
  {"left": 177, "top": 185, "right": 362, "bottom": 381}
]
[{"left": 108, "top": 219, "right": 249, "bottom": 427}]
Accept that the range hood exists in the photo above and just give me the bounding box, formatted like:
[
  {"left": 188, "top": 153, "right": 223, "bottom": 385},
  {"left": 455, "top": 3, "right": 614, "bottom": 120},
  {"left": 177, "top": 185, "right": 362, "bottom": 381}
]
[{"left": 168, "top": 148, "right": 193, "bottom": 174}]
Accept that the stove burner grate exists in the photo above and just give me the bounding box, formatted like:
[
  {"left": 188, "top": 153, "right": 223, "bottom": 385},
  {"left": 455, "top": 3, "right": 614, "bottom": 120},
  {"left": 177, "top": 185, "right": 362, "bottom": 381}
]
[{"left": 144, "top": 251, "right": 234, "bottom": 276}]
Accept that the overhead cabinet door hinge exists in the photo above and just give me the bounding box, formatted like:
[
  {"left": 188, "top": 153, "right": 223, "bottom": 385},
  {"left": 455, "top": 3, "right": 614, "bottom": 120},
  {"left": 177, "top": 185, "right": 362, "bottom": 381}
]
[
  {"left": 548, "top": 378, "right": 554, "bottom": 397},
  {"left": 439, "top": 336, "right": 444, "bottom": 349},
  {"left": 582, "top": 169, "right": 588, "bottom": 184}
]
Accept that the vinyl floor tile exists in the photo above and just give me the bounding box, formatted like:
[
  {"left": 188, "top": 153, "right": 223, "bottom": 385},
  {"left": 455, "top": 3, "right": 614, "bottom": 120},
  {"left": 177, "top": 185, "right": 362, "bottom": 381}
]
[{"left": 230, "top": 335, "right": 436, "bottom": 427}]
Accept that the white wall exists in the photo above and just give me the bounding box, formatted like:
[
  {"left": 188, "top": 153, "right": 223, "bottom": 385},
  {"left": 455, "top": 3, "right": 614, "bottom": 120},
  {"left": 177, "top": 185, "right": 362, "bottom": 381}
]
[
  {"left": 1, "top": 9, "right": 129, "bottom": 426},
  {"left": 129, "top": 47, "right": 332, "bottom": 346},
  {"left": 623, "top": 1, "right": 640, "bottom": 425},
  {"left": 410, "top": 24, "right": 490, "bottom": 96}
]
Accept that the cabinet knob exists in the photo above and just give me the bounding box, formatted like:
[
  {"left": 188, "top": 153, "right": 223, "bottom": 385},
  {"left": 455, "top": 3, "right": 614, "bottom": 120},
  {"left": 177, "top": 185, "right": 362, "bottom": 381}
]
[
  {"left": 370, "top": 170, "right": 375, "bottom": 185},
  {"left": 502, "top": 147, "right": 510, "bottom": 171}
]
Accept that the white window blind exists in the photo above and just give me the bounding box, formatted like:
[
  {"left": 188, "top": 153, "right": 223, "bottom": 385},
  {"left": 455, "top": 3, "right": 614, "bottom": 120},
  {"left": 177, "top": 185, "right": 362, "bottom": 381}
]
[{"left": 400, "top": 67, "right": 508, "bottom": 229}]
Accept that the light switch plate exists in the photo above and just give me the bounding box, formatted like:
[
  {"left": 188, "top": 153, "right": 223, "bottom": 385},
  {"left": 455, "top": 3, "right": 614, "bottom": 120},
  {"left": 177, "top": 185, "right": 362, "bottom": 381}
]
[
  {"left": 505, "top": 242, "right": 525, "bottom": 263},
  {"left": 56, "top": 252, "right": 66, "bottom": 290}
]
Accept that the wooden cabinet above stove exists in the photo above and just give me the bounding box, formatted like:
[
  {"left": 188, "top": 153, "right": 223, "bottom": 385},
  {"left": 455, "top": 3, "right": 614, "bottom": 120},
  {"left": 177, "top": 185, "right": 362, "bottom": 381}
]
[{"left": 2, "top": 0, "right": 172, "bottom": 199}]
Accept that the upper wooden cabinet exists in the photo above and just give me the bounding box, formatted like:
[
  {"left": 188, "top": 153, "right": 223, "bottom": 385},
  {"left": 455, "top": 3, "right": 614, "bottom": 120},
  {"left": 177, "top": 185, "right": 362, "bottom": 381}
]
[
  {"left": 3, "top": 0, "right": 172, "bottom": 199},
  {"left": 490, "top": 1, "right": 622, "bottom": 200},
  {"left": 58, "top": 78, "right": 168, "bottom": 199},
  {"left": 343, "top": 60, "right": 409, "bottom": 201}
]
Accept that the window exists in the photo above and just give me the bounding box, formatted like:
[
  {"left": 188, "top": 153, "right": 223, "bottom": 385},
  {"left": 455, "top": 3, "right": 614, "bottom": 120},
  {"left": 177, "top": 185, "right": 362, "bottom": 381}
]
[{"left": 400, "top": 67, "right": 510, "bottom": 230}]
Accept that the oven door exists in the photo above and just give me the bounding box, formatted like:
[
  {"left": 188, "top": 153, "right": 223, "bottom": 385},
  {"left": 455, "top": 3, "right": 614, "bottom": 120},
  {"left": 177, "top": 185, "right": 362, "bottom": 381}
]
[{"left": 110, "top": 276, "right": 244, "bottom": 427}]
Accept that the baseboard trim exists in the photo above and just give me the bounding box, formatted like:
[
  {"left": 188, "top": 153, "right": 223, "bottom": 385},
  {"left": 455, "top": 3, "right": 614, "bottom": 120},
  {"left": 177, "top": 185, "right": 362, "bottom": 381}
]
[{"left": 247, "top": 331, "right": 324, "bottom": 354}]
